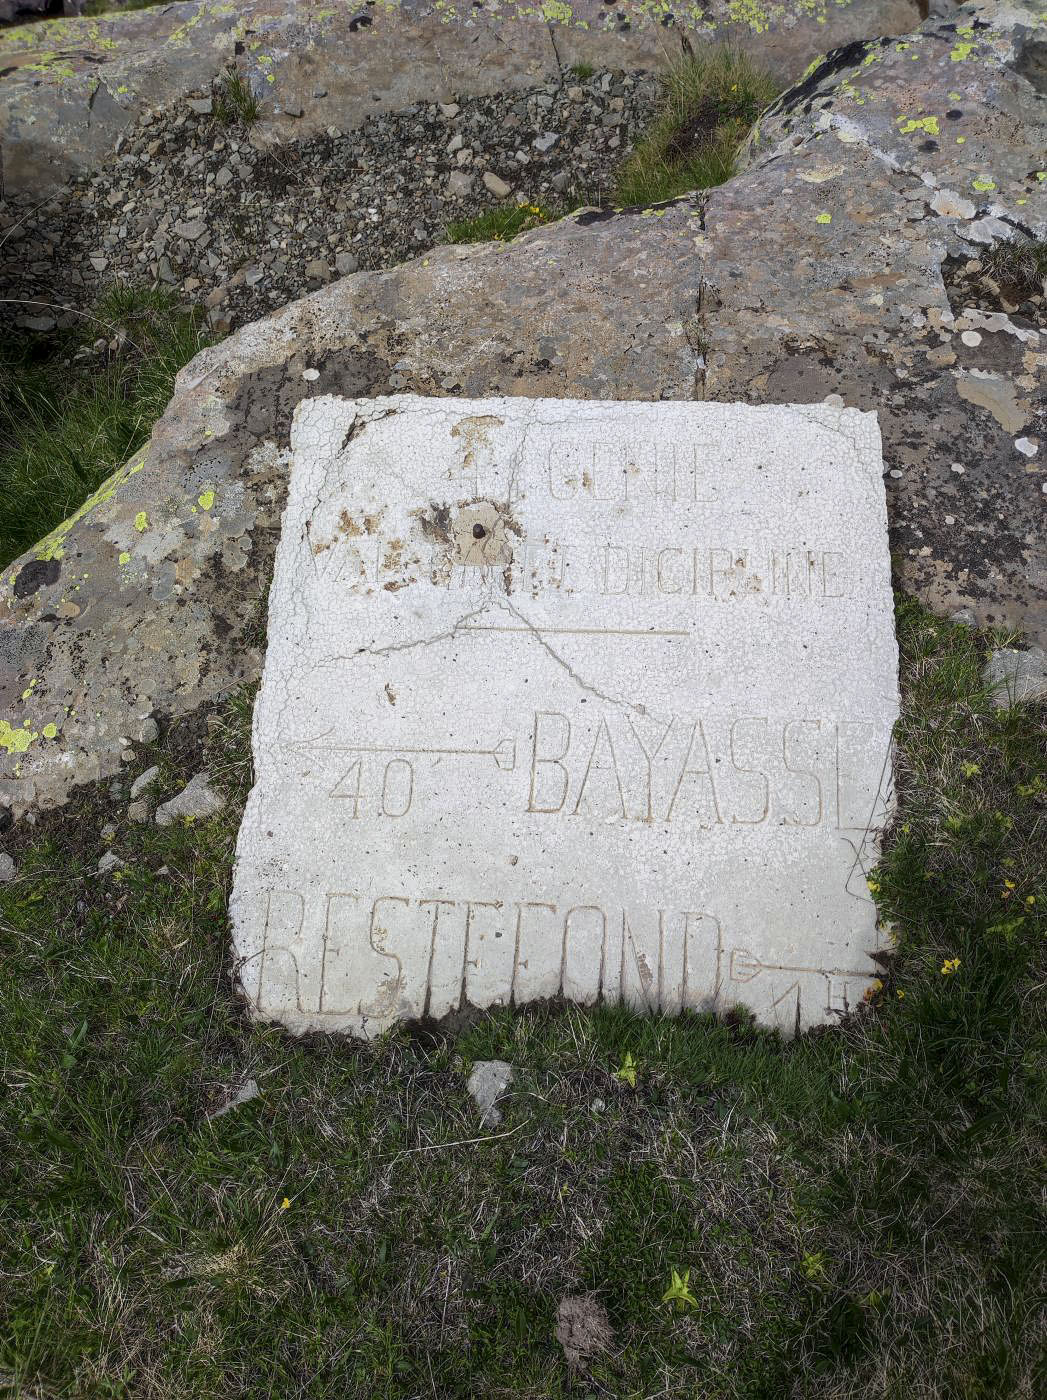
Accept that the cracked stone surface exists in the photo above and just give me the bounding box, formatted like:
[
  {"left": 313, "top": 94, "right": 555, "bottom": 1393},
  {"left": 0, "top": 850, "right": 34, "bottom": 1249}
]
[
  {"left": 0, "top": 0, "right": 1042, "bottom": 821},
  {"left": 228, "top": 393, "right": 898, "bottom": 1036},
  {"left": 0, "top": 0, "right": 923, "bottom": 195}
]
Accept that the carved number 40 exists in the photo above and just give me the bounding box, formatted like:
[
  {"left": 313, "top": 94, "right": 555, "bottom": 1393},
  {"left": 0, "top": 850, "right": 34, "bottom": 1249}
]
[{"left": 330, "top": 757, "right": 414, "bottom": 817}]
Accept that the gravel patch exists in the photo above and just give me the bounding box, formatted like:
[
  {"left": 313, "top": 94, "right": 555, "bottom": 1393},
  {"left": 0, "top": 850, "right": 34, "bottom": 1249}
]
[{"left": 1, "top": 69, "right": 657, "bottom": 335}]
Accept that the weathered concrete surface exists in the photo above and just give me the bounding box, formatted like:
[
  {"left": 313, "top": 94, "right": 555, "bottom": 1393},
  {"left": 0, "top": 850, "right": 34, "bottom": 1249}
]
[
  {"left": 230, "top": 394, "right": 897, "bottom": 1036},
  {"left": 0, "top": 0, "right": 1043, "bottom": 816},
  {"left": 0, "top": 0, "right": 923, "bottom": 195}
]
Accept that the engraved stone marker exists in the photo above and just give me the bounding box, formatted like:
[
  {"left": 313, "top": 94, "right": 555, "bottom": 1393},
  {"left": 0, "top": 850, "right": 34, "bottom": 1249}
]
[{"left": 231, "top": 395, "right": 899, "bottom": 1036}]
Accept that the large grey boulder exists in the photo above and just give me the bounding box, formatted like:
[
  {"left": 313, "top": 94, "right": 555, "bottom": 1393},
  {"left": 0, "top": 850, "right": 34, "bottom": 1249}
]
[
  {"left": 0, "top": 0, "right": 924, "bottom": 195},
  {"left": 0, "top": 0, "right": 1043, "bottom": 816}
]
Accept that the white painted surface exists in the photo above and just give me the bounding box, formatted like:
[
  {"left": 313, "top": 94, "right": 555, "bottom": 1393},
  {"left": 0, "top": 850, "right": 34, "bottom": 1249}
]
[{"left": 230, "top": 395, "right": 899, "bottom": 1036}]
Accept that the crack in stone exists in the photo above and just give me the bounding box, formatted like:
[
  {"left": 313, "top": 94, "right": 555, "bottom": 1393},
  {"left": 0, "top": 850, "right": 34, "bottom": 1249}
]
[
  {"left": 500, "top": 597, "right": 650, "bottom": 716},
  {"left": 350, "top": 602, "right": 495, "bottom": 659}
]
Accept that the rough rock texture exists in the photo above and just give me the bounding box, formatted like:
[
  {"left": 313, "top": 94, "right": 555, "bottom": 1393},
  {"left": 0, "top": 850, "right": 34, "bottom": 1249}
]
[
  {"left": 466, "top": 1060, "right": 514, "bottom": 1127},
  {"left": 0, "top": 0, "right": 1043, "bottom": 816},
  {"left": 154, "top": 770, "right": 224, "bottom": 825},
  {"left": 985, "top": 644, "right": 1047, "bottom": 703},
  {"left": 0, "top": 68, "right": 658, "bottom": 334},
  {"left": 727, "top": 0, "right": 1046, "bottom": 640},
  {"left": 0, "top": 0, "right": 924, "bottom": 195}
]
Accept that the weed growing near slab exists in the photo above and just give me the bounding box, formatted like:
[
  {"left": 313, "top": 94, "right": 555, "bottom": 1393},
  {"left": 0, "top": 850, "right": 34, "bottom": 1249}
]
[
  {"left": 0, "top": 286, "right": 210, "bottom": 569},
  {"left": 213, "top": 68, "right": 260, "bottom": 127},
  {"left": 568, "top": 62, "right": 595, "bottom": 81},
  {"left": 445, "top": 200, "right": 561, "bottom": 245},
  {"left": 0, "top": 601, "right": 1043, "bottom": 1397},
  {"left": 613, "top": 48, "right": 778, "bottom": 207}
]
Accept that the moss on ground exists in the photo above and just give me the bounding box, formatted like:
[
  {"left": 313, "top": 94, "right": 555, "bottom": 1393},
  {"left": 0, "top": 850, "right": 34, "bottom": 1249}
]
[{"left": 0, "top": 600, "right": 1043, "bottom": 1397}]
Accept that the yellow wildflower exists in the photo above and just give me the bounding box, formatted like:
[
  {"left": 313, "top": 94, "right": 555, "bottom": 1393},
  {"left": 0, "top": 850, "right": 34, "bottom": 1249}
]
[{"left": 941, "top": 958, "right": 960, "bottom": 976}]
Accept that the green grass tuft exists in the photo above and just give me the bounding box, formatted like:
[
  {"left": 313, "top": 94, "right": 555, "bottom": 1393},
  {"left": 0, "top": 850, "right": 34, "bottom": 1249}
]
[
  {"left": 445, "top": 201, "right": 561, "bottom": 246},
  {"left": 0, "top": 602, "right": 1043, "bottom": 1396},
  {"left": 213, "top": 69, "right": 260, "bottom": 127},
  {"left": 0, "top": 287, "right": 210, "bottom": 569},
  {"left": 613, "top": 48, "right": 778, "bottom": 208},
  {"left": 568, "top": 62, "right": 595, "bottom": 82}
]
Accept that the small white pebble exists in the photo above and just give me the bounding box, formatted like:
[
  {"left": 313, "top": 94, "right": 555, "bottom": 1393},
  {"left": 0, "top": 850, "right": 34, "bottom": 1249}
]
[
  {"left": 889, "top": 468, "right": 903, "bottom": 478},
  {"left": 951, "top": 462, "right": 966, "bottom": 474},
  {"left": 960, "top": 330, "right": 982, "bottom": 347},
  {"left": 944, "top": 514, "right": 956, "bottom": 525},
  {"left": 302, "top": 368, "right": 320, "bottom": 382},
  {"left": 1014, "top": 437, "right": 1038, "bottom": 458}
]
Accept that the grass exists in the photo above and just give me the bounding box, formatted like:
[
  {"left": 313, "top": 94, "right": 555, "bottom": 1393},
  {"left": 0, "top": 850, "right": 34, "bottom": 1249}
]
[
  {"left": 446, "top": 51, "right": 778, "bottom": 251},
  {"left": 979, "top": 237, "right": 1047, "bottom": 302},
  {"left": 0, "top": 598, "right": 1043, "bottom": 1397},
  {"left": 568, "top": 62, "right": 595, "bottom": 82},
  {"left": 445, "top": 201, "right": 562, "bottom": 246},
  {"left": 213, "top": 69, "right": 260, "bottom": 127},
  {"left": 0, "top": 286, "right": 210, "bottom": 569},
  {"left": 612, "top": 48, "right": 778, "bottom": 208}
]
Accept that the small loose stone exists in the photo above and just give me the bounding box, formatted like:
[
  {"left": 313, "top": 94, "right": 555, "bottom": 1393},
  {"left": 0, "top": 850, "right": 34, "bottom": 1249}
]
[{"left": 130, "top": 764, "right": 161, "bottom": 799}]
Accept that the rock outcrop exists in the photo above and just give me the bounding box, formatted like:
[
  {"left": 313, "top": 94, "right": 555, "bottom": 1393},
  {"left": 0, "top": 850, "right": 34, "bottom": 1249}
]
[
  {"left": 0, "top": 0, "right": 1043, "bottom": 814},
  {"left": 0, "top": 0, "right": 924, "bottom": 194}
]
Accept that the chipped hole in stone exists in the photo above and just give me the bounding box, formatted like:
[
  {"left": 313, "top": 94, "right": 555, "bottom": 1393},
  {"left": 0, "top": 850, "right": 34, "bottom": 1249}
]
[{"left": 472, "top": 523, "right": 487, "bottom": 539}]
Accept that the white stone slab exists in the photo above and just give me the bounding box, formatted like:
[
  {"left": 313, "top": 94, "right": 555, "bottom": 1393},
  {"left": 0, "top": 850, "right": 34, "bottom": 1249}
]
[{"left": 230, "top": 395, "right": 899, "bottom": 1037}]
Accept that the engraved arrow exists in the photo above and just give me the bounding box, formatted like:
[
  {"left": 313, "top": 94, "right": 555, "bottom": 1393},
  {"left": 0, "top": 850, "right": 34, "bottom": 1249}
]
[
  {"left": 295, "top": 732, "right": 516, "bottom": 772},
  {"left": 729, "top": 949, "right": 875, "bottom": 983}
]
